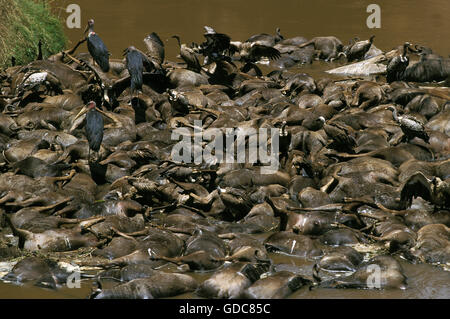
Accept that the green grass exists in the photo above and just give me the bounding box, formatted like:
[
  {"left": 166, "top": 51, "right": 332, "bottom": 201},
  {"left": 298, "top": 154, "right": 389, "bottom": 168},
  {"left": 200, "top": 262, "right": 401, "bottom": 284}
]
[{"left": 0, "top": 0, "right": 67, "bottom": 68}]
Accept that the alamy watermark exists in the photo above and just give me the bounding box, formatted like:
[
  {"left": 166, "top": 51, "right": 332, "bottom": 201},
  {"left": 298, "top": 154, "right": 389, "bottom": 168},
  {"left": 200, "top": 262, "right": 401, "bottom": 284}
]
[
  {"left": 366, "top": 264, "right": 382, "bottom": 289},
  {"left": 65, "top": 3, "right": 380, "bottom": 29},
  {"left": 64, "top": 3, "right": 381, "bottom": 29},
  {"left": 366, "top": 4, "right": 381, "bottom": 29},
  {"left": 65, "top": 264, "right": 81, "bottom": 289},
  {"left": 170, "top": 121, "right": 280, "bottom": 174},
  {"left": 66, "top": 4, "right": 81, "bottom": 29}
]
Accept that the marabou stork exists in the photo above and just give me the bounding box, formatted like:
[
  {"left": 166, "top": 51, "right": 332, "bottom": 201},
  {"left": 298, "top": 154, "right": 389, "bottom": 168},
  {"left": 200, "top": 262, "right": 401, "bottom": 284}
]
[
  {"left": 74, "top": 101, "right": 104, "bottom": 161},
  {"left": 387, "top": 105, "right": 429, "bottom": 143},
  {"left": 84, "top": 19, "right": 110, "bottom": 73},
  {"left": 123, "top": 46, "right": 147, "bottom": 97}
]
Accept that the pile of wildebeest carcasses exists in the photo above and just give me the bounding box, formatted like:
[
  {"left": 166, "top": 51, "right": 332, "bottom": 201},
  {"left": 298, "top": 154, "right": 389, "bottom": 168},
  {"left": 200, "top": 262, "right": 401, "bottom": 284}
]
[{"left": 0, "top": 23, "right": 449, "bottom": 299}]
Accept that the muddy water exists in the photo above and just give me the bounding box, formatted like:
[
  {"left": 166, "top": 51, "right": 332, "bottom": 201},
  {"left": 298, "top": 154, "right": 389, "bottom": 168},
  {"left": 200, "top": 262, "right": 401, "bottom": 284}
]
[
  {"left": 1, "top": 251, "right": 448, "bottom": 299},
  {"left": 56, "top": 0, "right": 450, "bottom": 60},
  {"left": 54, "top": 0, "right": 450, "bottom": 82},
  {"left": 1, "top": 0, "right": 449, "bottom": 299}
]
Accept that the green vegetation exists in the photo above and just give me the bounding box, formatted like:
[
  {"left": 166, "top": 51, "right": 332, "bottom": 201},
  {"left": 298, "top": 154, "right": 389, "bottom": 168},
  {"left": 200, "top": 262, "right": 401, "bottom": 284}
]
[{"left": 0, "top": 0, "right": 67, "bottom": 68}]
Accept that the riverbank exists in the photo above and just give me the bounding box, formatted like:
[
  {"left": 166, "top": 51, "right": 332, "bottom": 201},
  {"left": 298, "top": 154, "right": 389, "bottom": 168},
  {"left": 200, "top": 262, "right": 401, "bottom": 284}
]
[{"left": 0, "top": 0, "right": 66, "bottom": 68}]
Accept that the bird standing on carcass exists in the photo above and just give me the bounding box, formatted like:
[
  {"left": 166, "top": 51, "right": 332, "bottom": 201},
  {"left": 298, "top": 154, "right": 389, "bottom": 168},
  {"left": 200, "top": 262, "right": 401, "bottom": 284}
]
[
  {"left": 74, "top": 101, "right": 104, "bottom": 162},
  {"left": 387, "top": 105, "right": 430, "bottom": 143},
  {"left": 124, "top": 46, "right": 151, "bottom": 103},
  {"left": 84, "top": 19, "right": 110, "bottom": 73}
]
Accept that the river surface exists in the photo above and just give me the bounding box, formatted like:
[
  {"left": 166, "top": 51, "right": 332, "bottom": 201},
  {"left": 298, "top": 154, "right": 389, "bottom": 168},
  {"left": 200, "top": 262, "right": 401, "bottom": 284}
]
[
  {"left": 0, "top": 0, "right": 449, "bottom": 299},
  {"left": 0, "top": 249, "right": 449, "bottom": 299},
  {"left": 55, "top": 0, "right": 450, "bottom": 80},
  {"left": 55, "top": 0, "right": 450, "bottom": 60}
]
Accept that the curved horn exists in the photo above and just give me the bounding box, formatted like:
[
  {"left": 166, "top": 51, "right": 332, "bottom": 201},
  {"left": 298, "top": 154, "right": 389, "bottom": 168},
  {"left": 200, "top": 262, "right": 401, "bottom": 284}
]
[
  {"left": 24, "top": 121, "right": 36, "bottom": 130},
  {"left": 338, "top": 51, "right": 347, "bottom": 59},
  {"left": 407, "top": 44, "right": 420, "bottom": 53}
]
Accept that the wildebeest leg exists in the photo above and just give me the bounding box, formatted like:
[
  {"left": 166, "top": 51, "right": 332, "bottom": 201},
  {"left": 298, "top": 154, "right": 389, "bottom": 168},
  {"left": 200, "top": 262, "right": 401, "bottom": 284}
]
[
  {"left": 39, "top": 120, "right": 57, "bottom": 131},
  {"left": 191, "top": 105, "right": 221, "bottom": 118},
  {"left": 357, "top": 213, "right": 387, "bottom": 222},
  {"left": 375, "top": 202, "right": 407, "bottom": 216},
  {"left": 64, "top": 53, "right": 103, "bottom": 86},
  {"left": 68, "top": 38, "right": 87, "bottom": 55},
  {"left": 320, "top": 176, "right": 337, "bottom": 193},
  {"left": 177, "top": 204, "right": 207, "bottom": 218},
  {"left": 148, "top": 223, "right": 193, "bottom": 236},
  {"left": 49, "top": 38, "right": 86, "bottom": 63},
  {"left": 190, "top": 190, "right": 218, "bottom": 205},
  {"left": 149, "top": 254, "right": 183, "bottom": 265},
  {"left": 79, "top": 216, "right": 106, "bottom": 230},
  {"left": 359, "top": 100, "right": 373, "bottom": 110},
  {"left": 218, "top": 233, "right": 237, "bottom": 240},
  {"left": 47, "top": 169, "right": 76, "bottom": 184},
  {"left": 0, "top": 191, "right": 15, "bottom": 205},
  {"left": 111, "top": 227, "right": 139, "bottom": 243},
  {"left": 330, "top": 222, "right": 375, "bottom": 241},
  {"left": 287, "top": 204, "right": 344, "bottom": 212},
  {"left": 359, "top": 223, "right": 376, "bottom": 233},
  {"left": 95, "top": 109, "right": 122, "bottom": 127},
  {"left": 53, "top": 204, "right": 79, "bottom": 216},
  {"left": 33, "top": 197, "right": 73, "bottom": 213},
  {"left": 111, "top": 228, "right": 150, "bottom": 237},
  {"left": 144, "top": 203, "right": 178, "bottom": 217},
  {"left": 6, "top": 197, "right": 43, "bottom": 208},
  {"left": 343, "top": 196, "right": 377, "bottom": 205},
  {"left": 389, "top": 131, "right": 405, "bottom": 145},
  {"left": 3, "top": 214, "right": 31, "bottom": 249},
  {"left": 241, "top": 63, "right": 262, "bottom": 76}
]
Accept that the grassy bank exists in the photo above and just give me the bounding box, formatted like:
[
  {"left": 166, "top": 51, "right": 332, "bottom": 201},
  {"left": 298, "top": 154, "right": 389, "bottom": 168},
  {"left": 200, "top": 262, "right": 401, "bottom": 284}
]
[{"left": 0, "top": 0, "right": 67, "bottom": 68}]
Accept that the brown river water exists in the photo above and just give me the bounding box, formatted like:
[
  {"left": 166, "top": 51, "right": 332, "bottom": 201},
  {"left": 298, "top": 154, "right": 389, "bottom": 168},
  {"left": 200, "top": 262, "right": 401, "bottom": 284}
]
[
  {"left": 0, "top": 0, "right": 449, "bottom": 299},
  {"left": 56, "top": 0, "right": 450, "bottom": 78}
]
